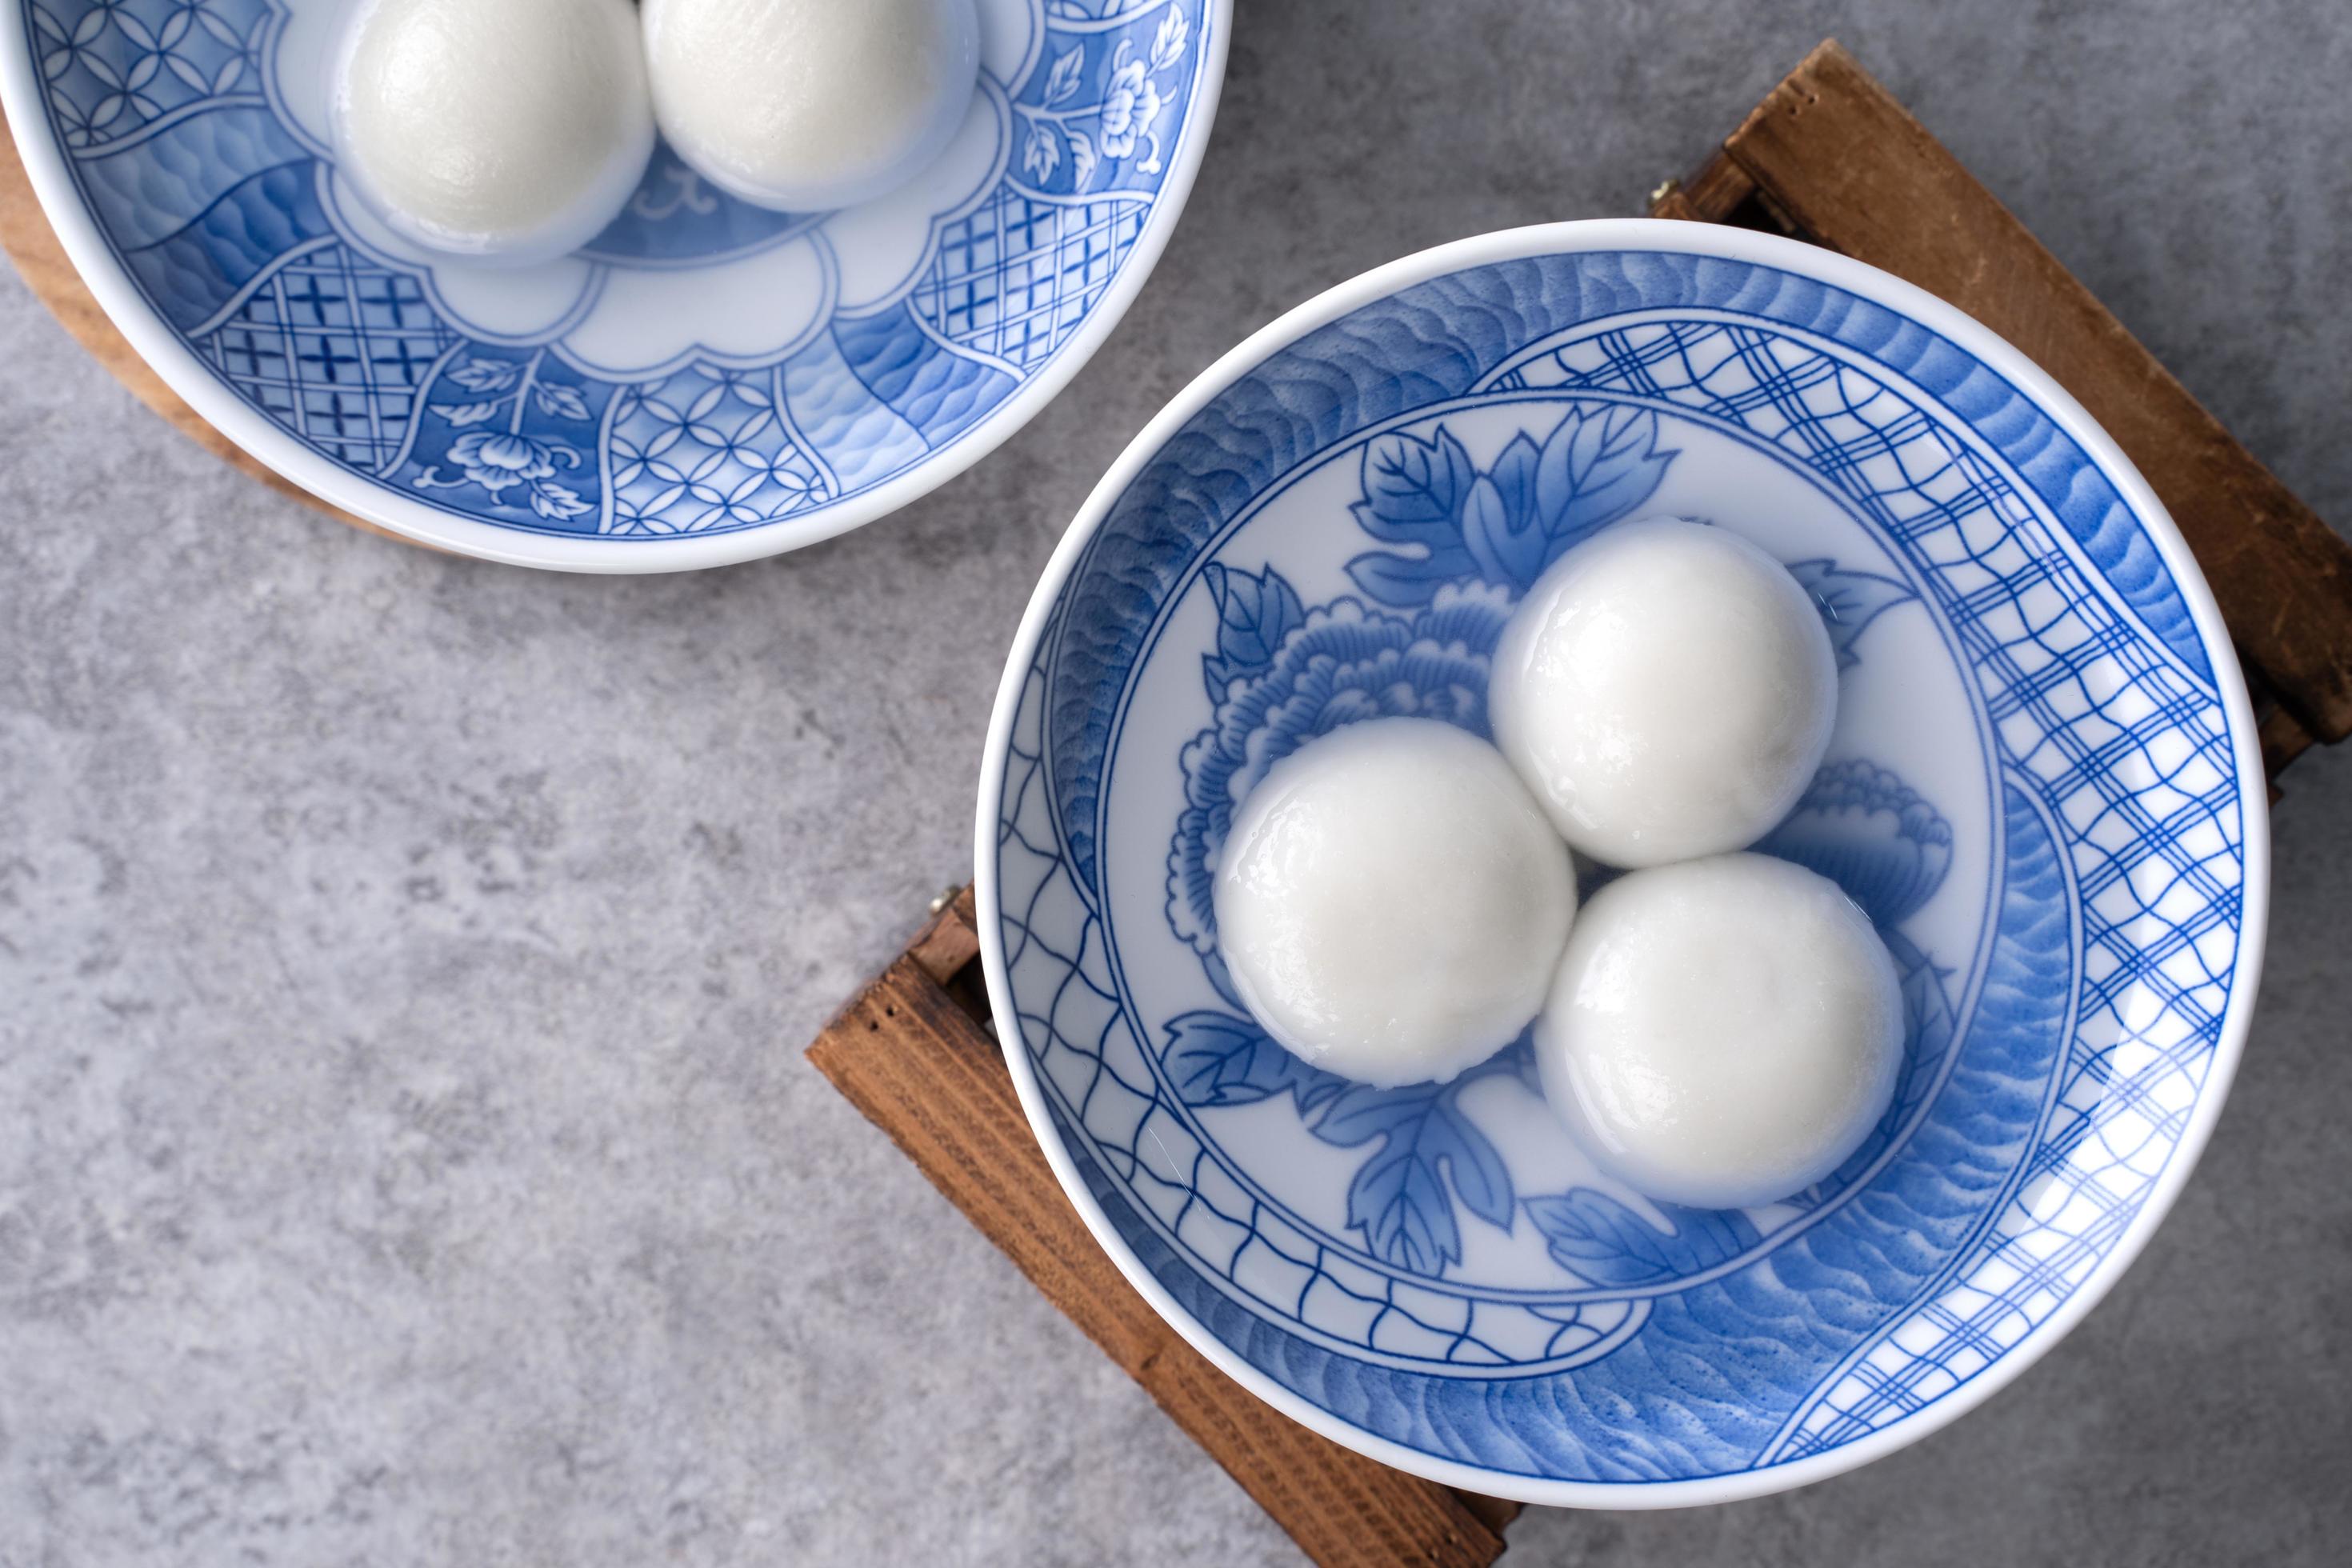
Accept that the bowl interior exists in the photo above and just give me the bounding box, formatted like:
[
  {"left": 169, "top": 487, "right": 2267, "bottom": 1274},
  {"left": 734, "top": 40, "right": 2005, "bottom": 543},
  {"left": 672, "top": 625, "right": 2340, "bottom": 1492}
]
[
  {"left": 4, "top": 0, "right": 1224, "bottom": 566},
  {"left": 982, "top": 227, "right": 2262, "bottom": 1505}
]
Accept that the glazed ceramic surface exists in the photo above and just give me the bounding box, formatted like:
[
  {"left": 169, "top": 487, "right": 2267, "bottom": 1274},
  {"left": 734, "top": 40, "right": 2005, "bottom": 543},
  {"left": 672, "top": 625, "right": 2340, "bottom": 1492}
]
[
  {"left": 0, "top": 0, "right": 1226, "bottom": 568},
  {"left": 976, "top": 221, "right": 2269, "bottom": 1506}
]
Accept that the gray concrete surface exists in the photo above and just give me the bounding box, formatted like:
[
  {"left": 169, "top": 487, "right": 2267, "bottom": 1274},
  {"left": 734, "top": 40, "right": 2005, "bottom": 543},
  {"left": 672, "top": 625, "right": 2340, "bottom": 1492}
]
[{"left": 2, "top": 1, "right": 2347, "bottom": 1562}]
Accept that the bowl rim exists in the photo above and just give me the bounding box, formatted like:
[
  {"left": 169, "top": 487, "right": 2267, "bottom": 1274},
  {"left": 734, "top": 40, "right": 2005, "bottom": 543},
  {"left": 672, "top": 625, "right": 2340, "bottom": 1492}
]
[
  {"left": 0, "top": 0, "right": 1233, "bottom": 573},
  {"left": 973, "top": 217, "right": 2272, "bottom": 1509}
]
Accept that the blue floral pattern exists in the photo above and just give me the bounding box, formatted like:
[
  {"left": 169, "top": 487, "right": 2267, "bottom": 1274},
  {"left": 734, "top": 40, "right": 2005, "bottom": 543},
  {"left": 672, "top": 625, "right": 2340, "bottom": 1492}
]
[
  {"left": 1346, "top": 405, "right": 1673, "bottom": 606},
  {"left": 400, "top": 351, "right": 599, "bottom": 520},
  {"left": 1164, "top": 1010, "right": 1537, "bottom": 1274},
  {"left": 418, "top": 431, "right": 586, "bottom": 521},
  {"left": 11, "top": 0, "right": 1224, "bottom": 550},
  {"left": 1165, "top": 573, "right": 1506, "bottom": 977},
  {"left": 1158, "top": 405, "right": 1939, "bottom": 1282},
  {"left": 1020, "top": 6, "right": 1190, "bottom": 189}
]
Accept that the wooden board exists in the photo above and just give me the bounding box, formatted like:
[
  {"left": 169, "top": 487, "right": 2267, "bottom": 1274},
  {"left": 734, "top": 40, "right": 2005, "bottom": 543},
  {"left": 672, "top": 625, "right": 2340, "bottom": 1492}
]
[
  {"left": 0, "top": 119, "right": 418, "bottom": 548},
  {"left": 807, "top": 890, "right": 1521, "bottom": 1568}
]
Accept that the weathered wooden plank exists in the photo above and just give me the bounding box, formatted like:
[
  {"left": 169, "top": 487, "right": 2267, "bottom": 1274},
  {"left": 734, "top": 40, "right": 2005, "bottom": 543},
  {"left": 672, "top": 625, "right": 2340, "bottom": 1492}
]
[{"left": 808, "top": 914, "right": 1518, "bottom": 1567}]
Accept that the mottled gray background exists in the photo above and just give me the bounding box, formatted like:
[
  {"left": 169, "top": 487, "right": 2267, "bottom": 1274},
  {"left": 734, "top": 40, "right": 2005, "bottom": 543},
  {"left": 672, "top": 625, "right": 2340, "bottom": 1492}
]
[{"left": 2, "top": 0, "right": 2346, "bottom": 1562}]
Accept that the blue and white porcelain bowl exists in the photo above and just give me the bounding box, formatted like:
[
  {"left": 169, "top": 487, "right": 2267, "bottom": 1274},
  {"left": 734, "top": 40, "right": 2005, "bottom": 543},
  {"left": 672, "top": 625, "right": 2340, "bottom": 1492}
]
[
  {"left": 976, "top": 221, "right": 2269, "bottom": 1506},
  {"left": 0, "top": 0, "right": 1227, "bottom": 569}
]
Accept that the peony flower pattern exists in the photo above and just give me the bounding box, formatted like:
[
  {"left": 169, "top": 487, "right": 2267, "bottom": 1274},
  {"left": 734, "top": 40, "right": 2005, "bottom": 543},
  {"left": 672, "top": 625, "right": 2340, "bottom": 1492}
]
[
  {"left": 1098, "top": 54, "right": 1163, "bottom": 162},
  {"left": 417, "top": 431, "right": 589, "bottom": 521},
  {"left": 409, "top": 352, "right": 597, "bottom": 521},
  {"left": 438, "top": 433, "right": 563, "bottom": 494},
  {"left": 1161, "top": 402, "right": 1950, "bottom": 1282},
  {"left": 1154, "top": 562, "right": 1533, "bottom": 1274},
  {"left": 1165, "top": 572, "right": 1511, "bottom": 973},
  {"left": 1019, "top": 10, "right": 1190, "bottom": 190}
]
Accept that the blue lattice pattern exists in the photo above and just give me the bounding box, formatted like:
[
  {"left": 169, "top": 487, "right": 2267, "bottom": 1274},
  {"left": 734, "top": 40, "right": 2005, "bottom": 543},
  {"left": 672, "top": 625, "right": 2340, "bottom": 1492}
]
[
  {"left": 911, "top": 186, "right": 1152, "bottom": 370},
  {"left": 1527, "top": 322, "right": 2240, "bottom": 1419},
  {"left": 30, "top": 0, "right": 265, "bottom": 149},
  {"left": 996, "top": 654, "right": 1645, "bottom": 1374},
  {"left": 190, "top": 242, "right": 454, "bottom": 472},
  {"left": 603, "top": 366, "right": 831, "bottom": 537},
  {"left": 1770, "top": 834, "right": 2224, "bottom": 1462},
  {"left": 1487, "top": 322, "right": 2246, "bottom": 1461}
]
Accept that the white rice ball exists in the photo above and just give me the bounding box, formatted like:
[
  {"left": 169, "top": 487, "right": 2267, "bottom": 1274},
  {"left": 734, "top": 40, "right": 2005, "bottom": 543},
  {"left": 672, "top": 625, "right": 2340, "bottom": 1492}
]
[
  {"left": 334, "top": 0, "right": 654, "bottom": 263},
  {"left": 642, "top": 0, "right": 980, "bottom": 213},
  {"left": 1536, "top": 852, "right": 1904, "bottom": 1210},
  {"left": 1214, "top": 718, "right": 1578, "bottom": 1087},
  {"left": 1490, "top": 518, "right": 1838, "bottom": 868}
]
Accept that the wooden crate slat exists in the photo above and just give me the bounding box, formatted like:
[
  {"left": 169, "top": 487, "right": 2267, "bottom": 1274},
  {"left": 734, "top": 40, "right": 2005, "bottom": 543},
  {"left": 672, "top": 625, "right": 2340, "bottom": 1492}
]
[{"left": 808, "top": 911, "right": 1518, "bottom": 1568}]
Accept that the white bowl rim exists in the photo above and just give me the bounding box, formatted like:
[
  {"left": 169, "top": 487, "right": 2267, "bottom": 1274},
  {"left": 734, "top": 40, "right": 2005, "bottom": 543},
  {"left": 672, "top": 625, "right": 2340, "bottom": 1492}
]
[
  {"left": 0, "top": 2, "right": 1233, "bottom": 573},
  {"left": 973, "top": 217, "right": 2272, "bottom": 1509}
]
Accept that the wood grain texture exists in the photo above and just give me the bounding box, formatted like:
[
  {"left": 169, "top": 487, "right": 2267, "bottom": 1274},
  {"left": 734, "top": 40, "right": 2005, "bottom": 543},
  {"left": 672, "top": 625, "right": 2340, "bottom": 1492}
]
[
  {"left": 0, "top": 120, "right": 422, "bottom": 549},
  {"left": 906, "top": 886, "right": 983, "bottom": 986},
  {"left": 807, "top": 895, "right": 1519, "bottom": 1568},
  {"left": 1650, "top": 150, "right": 1790, "bottom": 234},
  {"left": 2258, "top": 695, "right": 2317, "bottom": 782},
  {"left": 1718, "top": 40, "right": 2352, "bottom": 742}
]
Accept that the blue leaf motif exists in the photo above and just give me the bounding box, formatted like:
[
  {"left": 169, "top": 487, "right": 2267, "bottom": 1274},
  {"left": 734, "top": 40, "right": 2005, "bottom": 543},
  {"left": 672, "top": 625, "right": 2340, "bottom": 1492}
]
[
  {"left": 1163, "top": 1010, "right": 1342, "bottom": 1111},
  {"left": 527, "top": 481, "right": 591, "bottom": 522},
  {"left": 1787, "top": 558, "right": 1918, "bottom": 670},
  {"left": 1352, "top": 1142, "right": 1454, "bottom": 1275},
  {"left": 531, "top": 382, "right": 593, "bottom": 422},
  {"left": 1343, "top": 430, "right": 1480, "bottom": 606},
  {"left": 1431, "top": 1102, "right": 1514, "bottom": 1230},
  {"left": 1315, "top": 1082, "right": 1439, "bottom": 1144},
  {"left": 1022, "top": 120, "right": 1061, "bottom": 182},
  {"left": 447, "top": 357, "right": 521, "bottom": 394},
  {"left": 1532, "top": 404, "right": 1674, "bottom": 563},
  {"left": 1041, "top": 46, "right": 1086, "bottom": 107},
  {"left": 1487, "top": 430, "right": 1541, "bottom": 526},
  {"left": 1343, "top": 547, "right": 1474, "bottom": 608},
  {"left": 1460, "top": 472, "right": 1545, "bottom": 588},
  {"left": 1199, "top": 562, "right": 1306, "bottom": 700},
  {"left": 1065, "top": 127, "right": 1099, "bottom": 190},
  {"left": 1316, "top": 1083, "right": 1515, "bottom": 1271},
  {"left": 1342, "top": 410, "right": 1677, "bottom": 603},
  {"left": 1157, "top": 1016, "right": 1537, "bottom": 1274},
  {"left": 1358, "top": 428, "right": 1473, "bottom": 538},
  {"left": 1524, "top": 1189, "right": 1762, "bottom": 1286},
  {"left": 1149, "top": 7, "right": 1190, "bottom": 72}
]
